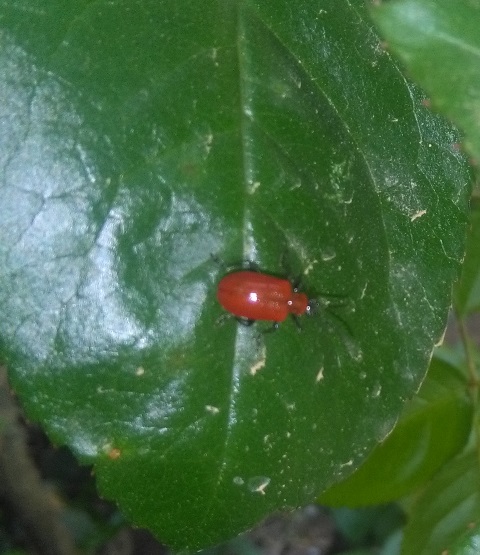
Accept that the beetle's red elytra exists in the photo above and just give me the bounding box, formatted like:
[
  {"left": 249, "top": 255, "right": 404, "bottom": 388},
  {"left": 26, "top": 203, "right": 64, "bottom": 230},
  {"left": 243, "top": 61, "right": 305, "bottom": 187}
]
[{"left": 217, "top": 271, "right": 313, "bottom": 324}]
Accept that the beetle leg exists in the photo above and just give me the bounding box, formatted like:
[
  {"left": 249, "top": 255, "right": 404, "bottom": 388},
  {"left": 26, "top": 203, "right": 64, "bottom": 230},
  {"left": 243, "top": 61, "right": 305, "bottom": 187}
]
[
  {"left": 324, "top": 307, "right": 354, "bottom": 338},
  {"left": 290, "top": 314, "right": 303, "bottom": 331},
  {"left": 279, "top": 250, "right": 304, "bottom": 291},
  {"left": 211, "top": 253, "right": 259, "bottom": 273},
  {"left": 236, "top": 317, "right": 256, "bottom": 327},
  {"left": 261, "top": 322, "right": 280, "bottom": 334}
]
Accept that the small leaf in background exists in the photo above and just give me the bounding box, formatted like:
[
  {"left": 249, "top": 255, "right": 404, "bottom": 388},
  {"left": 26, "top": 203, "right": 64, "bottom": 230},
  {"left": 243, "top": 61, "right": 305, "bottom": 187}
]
[
  {"left": 331, "top": 504, "right": 404, "bottom": 553},
  {"left": 401, "top": 451, "right": 480, "bottom": 555},
  {"left": 372, "top": 0, "right": 480, "bottom": 163},
  {"left": 455, "top": 197, "right": 480, "bottom": 316},
  {"left": 0, "top": 0, "right": 471, "bottom": 549},
  {"left": 449, "top": 521, "right": 480, "bottom": 555},
  {"left": 319, "top": 351, "right": 473, "bottom": 506}
]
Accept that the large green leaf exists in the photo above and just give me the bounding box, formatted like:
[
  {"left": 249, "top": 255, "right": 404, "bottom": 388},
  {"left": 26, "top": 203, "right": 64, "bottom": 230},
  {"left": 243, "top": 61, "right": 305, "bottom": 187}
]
[{"left": 0, "top": 0, "right": 470, "bottom": 550}]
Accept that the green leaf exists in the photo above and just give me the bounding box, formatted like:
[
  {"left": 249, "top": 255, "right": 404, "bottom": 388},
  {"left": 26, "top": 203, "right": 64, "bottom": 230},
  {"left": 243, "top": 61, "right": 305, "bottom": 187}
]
[
  {"left": 372, "top": 0, "right": 480, "bottom": 164},
  {"left": 0, "top": 0, "right": 471, "bottom": 550},
  {"left": 455, "top": 197, "right": 480, "bottom": 315},
  {"left": 449, "top": 521, "right": 480, "bottom": 555},
  {"left": 402, "top": 451, "right": 480, "bottom": 555},
  {"left": 331, "top": 505, "right": 404, "bottom": 548},
  {"left": 319, "top": 351, "right": 472, "bottom": 506}
]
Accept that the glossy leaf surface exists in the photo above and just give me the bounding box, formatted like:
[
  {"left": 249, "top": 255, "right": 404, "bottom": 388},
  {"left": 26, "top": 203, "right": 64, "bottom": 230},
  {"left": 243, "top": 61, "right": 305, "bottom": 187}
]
[{"left": 0, "top": 0, "right": 470, "bottom": 549}]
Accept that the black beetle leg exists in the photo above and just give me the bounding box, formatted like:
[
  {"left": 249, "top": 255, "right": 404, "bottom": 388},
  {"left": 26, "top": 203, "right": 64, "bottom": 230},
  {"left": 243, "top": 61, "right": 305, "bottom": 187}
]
[
  {"left": 236, "top": 317, "right": 256, "bottom": 327},
  {"left": 290, "top": 314, "right": 303, "bottom": 331},
  {"left": 261, "top": 322, "right": 280, "bottom": 335},
  {"left": 211, "top": 253, "right": 260, "bottom": 274}
]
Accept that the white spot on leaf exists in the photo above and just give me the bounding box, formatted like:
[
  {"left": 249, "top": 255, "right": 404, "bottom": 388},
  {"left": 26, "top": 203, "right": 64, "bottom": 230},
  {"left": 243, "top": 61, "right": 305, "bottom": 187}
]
[
  {"left": 411, "top": 209, "right": 427, "bottom": 221},
  {"left": 250, "top": 345, "right": 266, "bottom": 375},
  {"left": 248, "top": 476, "right": 271, "bottom": 495}
]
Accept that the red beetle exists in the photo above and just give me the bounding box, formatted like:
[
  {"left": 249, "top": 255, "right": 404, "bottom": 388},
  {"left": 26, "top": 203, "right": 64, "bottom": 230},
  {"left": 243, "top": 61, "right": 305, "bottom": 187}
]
[{"left": 217, "top": 271, "right": 314, "bottom": 325}]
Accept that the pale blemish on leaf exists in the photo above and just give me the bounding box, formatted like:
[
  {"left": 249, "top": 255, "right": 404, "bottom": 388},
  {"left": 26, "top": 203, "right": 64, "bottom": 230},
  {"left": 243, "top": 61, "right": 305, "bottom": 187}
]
[
  {"left": 303, "top": 258, "right": 318, "bottom": 275},
  {"left": 371, "top": 382, "right": 382, "bottom": 398},
  {"left": 339, "top": 459, "right": 353, "bottom": 469},
  {"left": 411, "top": 209, "right": 427, "bottom": 221},
  {"left": 320, "top": 247, "right": 336, "bottom": 262},
  {"left": 247, "top": 180, "right": 261, "bottom": 194},
  {"left": 108, "top": 447, "right": 121, "bottom": 460},
  {"left": 249, "top": 346, "right": 266, "bottom": 375},
  {"left": 203, "top": 133, "right": 213, "bottom": 155},
  {"left": 248, "top": 476, "right": 271, "bottom": 495}
]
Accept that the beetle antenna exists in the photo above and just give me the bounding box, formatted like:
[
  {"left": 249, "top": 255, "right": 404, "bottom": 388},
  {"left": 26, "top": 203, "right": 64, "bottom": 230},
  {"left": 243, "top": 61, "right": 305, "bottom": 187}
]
[{"left": 307, "top": 296, "right": 353, "bottom": 337}]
